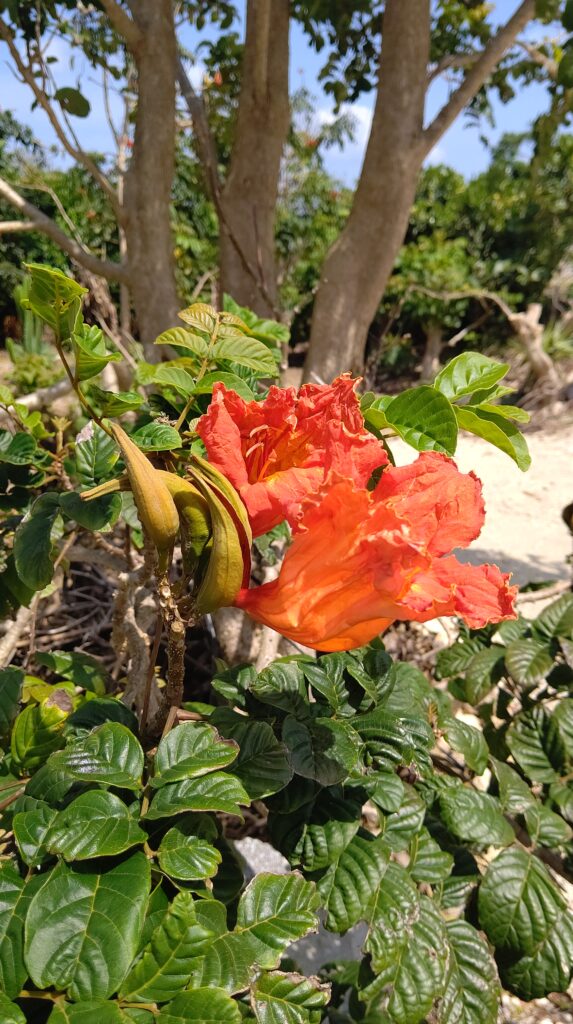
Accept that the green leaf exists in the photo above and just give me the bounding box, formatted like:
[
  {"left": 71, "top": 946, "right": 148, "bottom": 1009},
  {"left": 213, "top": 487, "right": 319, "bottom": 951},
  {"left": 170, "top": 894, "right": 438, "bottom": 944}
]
[
  {"left": 13, "top": 802, "right": 58, "bottom": 866},
  {"left": 25, "top": 853, "right": 150, "bottom": 1001},
  {"left": 492, "top": 759, "right": 536, "bottom": 814},
  {"left": 380, "top": 385, "right": 458, "bottom": 455},
  {"left": 13, "top": 492, "right": 61, "bottom": 591},
  {"left": 435, "top": 636, "right": 486, "bottom": 679},
  {"left": 212, "top": 335, "right": 278, "bottom": 376},
  {"left": 354, "top": 707, "right": 433, "bottom": 773},
  {"left": 179, "top": 303, "right": 217, "bottom": 334},
  {"left": 0, "top": 994, "right": 25, "bottom": 1024},
  {"left": 88, "top": 386, "right": 144, "bottom": 417},
  {"left": 152, "top": 722, "right": 238, "bottom": 788},
  {"left": 157, "top": 989, "right": 241, "bottom": 1023},
  {"left": 55, "top": 86, "right": 90, "bottom": 117},
  {"left": 75, "top": 424, "right": 119, "bottom": 486},
  {"left": 378, "top": 786, "right": 426, "bottom": 852},
  {"left": 454, "top": 406, "right": 530, "bottom": 470},
  {"left": 504, "top": 638, "right": 554, "bottom": 686},
  {"left": 155, "top": 327, "right": 209, "bottom": 358},
  {"left": 506, "top": 708, "right": 562, "bottom": 784},
  {"left": 289, "top": 791, "right": 361, "bottom": 872},
  {"left": 47, "top": 790, "right": 147, "bottom": 859},
  {"left": 318, "top": 834, "right": 390, "bottom": 933},
  {"left": 0, "top": 433, "right": 39, "bottom": 465},
  {"left": 500, "top": 909, "right": 573, "bottom": 999},
  {"left": 11, "top": 694, "right": 71, "bottom": 772},
  {"left": 24, "top": 263, "right": 85, "bottom": 338},
  {"left": 0, "top": 864, "right": 40, "bottom": 998},
  {"left": 192, "top": 873, "right": 320, "bottom": 994},
  {"left": 47, "top": 1000, "right": 128, "bottom": 1023},
  {"left": 211, "top": 710, "right": 293, "bottom": 799},
  {"left": 462, "top": 645, "right": 506, "bottom": 704},
  {"left": 439, "top": 786, "right": 514, "bottom": 847},
  {"left": 193, "top": 372, "right": 256, "bottom": 400},
  {"left": 552, "top": 698, "right": 573, "bottom": 759},
  {"left": 130, "top": 423, "right": 182, "bottom": 451},
  {"left": 282, "top": 716, "right": 361, "bottom": 786},
  {"left": 478, "top": 846, "right": 567, "bottom": 957},
  {"left": 363, "top": 867, "right": 448, "bottom": 1024},
  {"left": 72, "top": 325, "right": 121, "bottom": 381},
  {"left": 65, "top": 696, "right": 139, "bottom": 734},
  {"left": 443, "top": 717, "right": 488, "bottom": 774},
  {"left": 251, "top": 970, "right": 331, "bottom": 1024},
  {"left": 154, "top": 366, "right": 197, "bottom": 397},
  {"left": 408, "top": 828, "right": 453, "bottom": 884},
  {"left": 157, "top": 816, "right": 222, "bottom": 880},
  {"left": 145, "top": 772, "right": 249, "bottom": 820},
  {"left": 524, "top": 802, "right": 573, "bottom": 848},
  {"left": 437, "top": 919, "right": 500, "bottom": 1024},
  {"left": 35, "top": 650, "right": 108, "bottom": 695},
  {"left": 0, "top": 667, "right": 23, "bottom": 740},
  {"left": 119, "top": 890, "right": 213, "bottom": 1003},
  {"left": 434, "top": 352, "right": 509, "bottom": 400},
  {"left": 50, "top": 722, "right": 144, "bottom": 789},
  {"left": 60, "top": 491, "right": 122, "bottom": 532},
  {"left": 533, "top": 592, "right": 573, "bottom": 640}
]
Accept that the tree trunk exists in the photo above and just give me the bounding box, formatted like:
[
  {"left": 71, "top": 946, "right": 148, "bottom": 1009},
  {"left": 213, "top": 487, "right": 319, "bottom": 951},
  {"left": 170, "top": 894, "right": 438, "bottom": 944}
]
[
  {"left": 302, "top": 0, "right": 430, "bottom": 382},
  {"left": 509, "top": 303, "right": 559, "bottom": 386},
  {"left": 420, "top": 322, "right": 443, "bottom": 381},
  {"left": 123, "top": 0, "right": 179, "bottom": 353},
  {"left": 219, "top": 0, "right": 290, "bottom": 316},
  {"left": 303, "top": 0, "right": 536, "bottom": 383}
]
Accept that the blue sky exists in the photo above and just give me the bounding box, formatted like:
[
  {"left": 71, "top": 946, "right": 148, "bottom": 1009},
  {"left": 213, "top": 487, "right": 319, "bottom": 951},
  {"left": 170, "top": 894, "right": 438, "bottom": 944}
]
[{"left": 0, "top": 1, "right": 562, "bottom": 186}]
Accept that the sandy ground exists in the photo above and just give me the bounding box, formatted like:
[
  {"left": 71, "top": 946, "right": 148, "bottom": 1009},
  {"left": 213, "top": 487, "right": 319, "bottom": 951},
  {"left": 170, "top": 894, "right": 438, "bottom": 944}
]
[{"left": 391, "top": 420, "right": 573, "bottom": 587}]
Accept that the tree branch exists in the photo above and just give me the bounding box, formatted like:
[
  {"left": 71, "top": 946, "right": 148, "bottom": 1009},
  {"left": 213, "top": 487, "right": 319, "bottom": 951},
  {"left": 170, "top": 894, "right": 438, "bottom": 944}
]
[
  {"left": 176, "top": 55, "right": 221, "bottom": 203},
  {"left": 99, "top": 0, "right": 143, "bottom": 55},
  {"left": 0, "top": 220, "right": 35, "bottom": 232},
  {"left": 0, "top": 175, "right": 129, "bottom": 283},
  {"left": 517, "top": 38, "right": 557, "bottom": 79},
  {"left": 423, "top": 0, "right": 536, "bottom": 156},
  {"left": 428, "top": 51, "right": 481, "bottom": 83},
  {"left": 0, "top": 17, "right": 122, "bottom": 218}
]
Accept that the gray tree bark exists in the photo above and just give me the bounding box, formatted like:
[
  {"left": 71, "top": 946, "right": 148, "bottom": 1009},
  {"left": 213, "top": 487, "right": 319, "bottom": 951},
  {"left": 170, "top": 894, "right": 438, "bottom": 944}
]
[
  {"left": 303, "top": 0, "right": 536, "bottom": 383},
  {"left": 122, "top": 0, "right": 180, "bottom": 351},
  {"left": 218, "top": 0, "right": 290, "bottom": 316}
]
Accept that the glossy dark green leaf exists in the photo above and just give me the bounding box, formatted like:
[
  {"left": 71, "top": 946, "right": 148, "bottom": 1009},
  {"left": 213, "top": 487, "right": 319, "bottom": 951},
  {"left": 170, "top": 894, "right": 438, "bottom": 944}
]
[
  {"left": 0, "top": 667, "right": 23, "bottom": 739},
  {"left": 13, "top": 492, "right": 61, "bottom": 591},
  {"left": 25, "top": 853, "right": 150, "bottom": 1000},
  {"left": 443, "top": 717, "right": 488, "bottom": 774},
  {"left": 157, "top": 989, "right": 241, "bottom": 1023},
  {"left": 0, "top": 433, "right": 39, "bottom": 466},
  {"left": 119, "top": 891, "right": 213, "bottom": 1003},
  {"left": 408, "top": 828, "right": 453, "bottom": 884},
  {"left": 192, "top": 873, "right": 320, "bottom": 993},
  {"left": 505, "top": 638, "right": 554, "bottom": 686},
  {"left": 282, "top": 716, "right": 361, "bottom": 786},
  {"left": 145, "top": 772, "right": 249, "bottom": 820},
  {"left": 47, "top": 1001, "right": 128, "bottom": 1023},
  {"left": 50, "top": 722, "right": 144, "bottom": 789},
  {"left": 0, "top": 864, "right": 38, "bottom": 998},
  {"left": 72, "top": 325, "right": 121, "bottom": 381},
  {"left": 13, "top": 802, "right": 58, "bottom": 866},
  {"left": 60, "top": 491, "right": 122, "bottom": 532},
  {"left": 318, "top": 834, "right": 390, "bottom": 933},
  {"left": 533, "top": 593, "right": 573, "bottom": 640},
  {"left": 152, "top": 722, "right": 238, "bottom": 788},
  {"left": 439, "top": 786, "right": 514, "bottom": 847},
  {"left": 47, "top": 790, "right": 147, "bottom": 859},
  {"left": 157, "top": 816, "right": 221, "bottom": 880},
  {"left": 130, "top": 423, "right": 182, "bottom": 451},
  {"left": 437, "top": 919, "right": 500, "bottom": 1024},
  {"left": 211, "top": 710, "right": 293, "bottom": 799},
  {"left": 88, "top": 386, "right": 144, "bottom": 417},
  {"left": 380, "top": 385, "right": 458, "bottom": 455},
  {"left": 75, "top": 424, "right": 119, "bottom": 486},
  {"left": 251, "top": 970, "right": 331, "bottom": 1024},
  {"left": 506, "top": 708, "right": 562, "bottom": 784}
]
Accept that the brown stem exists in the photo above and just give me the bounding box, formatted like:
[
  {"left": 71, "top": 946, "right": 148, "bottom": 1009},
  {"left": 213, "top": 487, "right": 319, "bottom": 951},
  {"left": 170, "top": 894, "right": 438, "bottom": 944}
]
[{"left": 140, "top": 612, "right": 164, "bottom": 735}]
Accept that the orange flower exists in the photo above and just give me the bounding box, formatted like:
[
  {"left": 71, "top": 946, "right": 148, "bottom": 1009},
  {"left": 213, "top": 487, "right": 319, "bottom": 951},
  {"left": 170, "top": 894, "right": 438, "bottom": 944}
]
[
  {"left": 235, "top": 453, "right": 517, "bottom": 652},
  {"left": 196, "top": 375, "right": 386, "bottom": 536}
]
